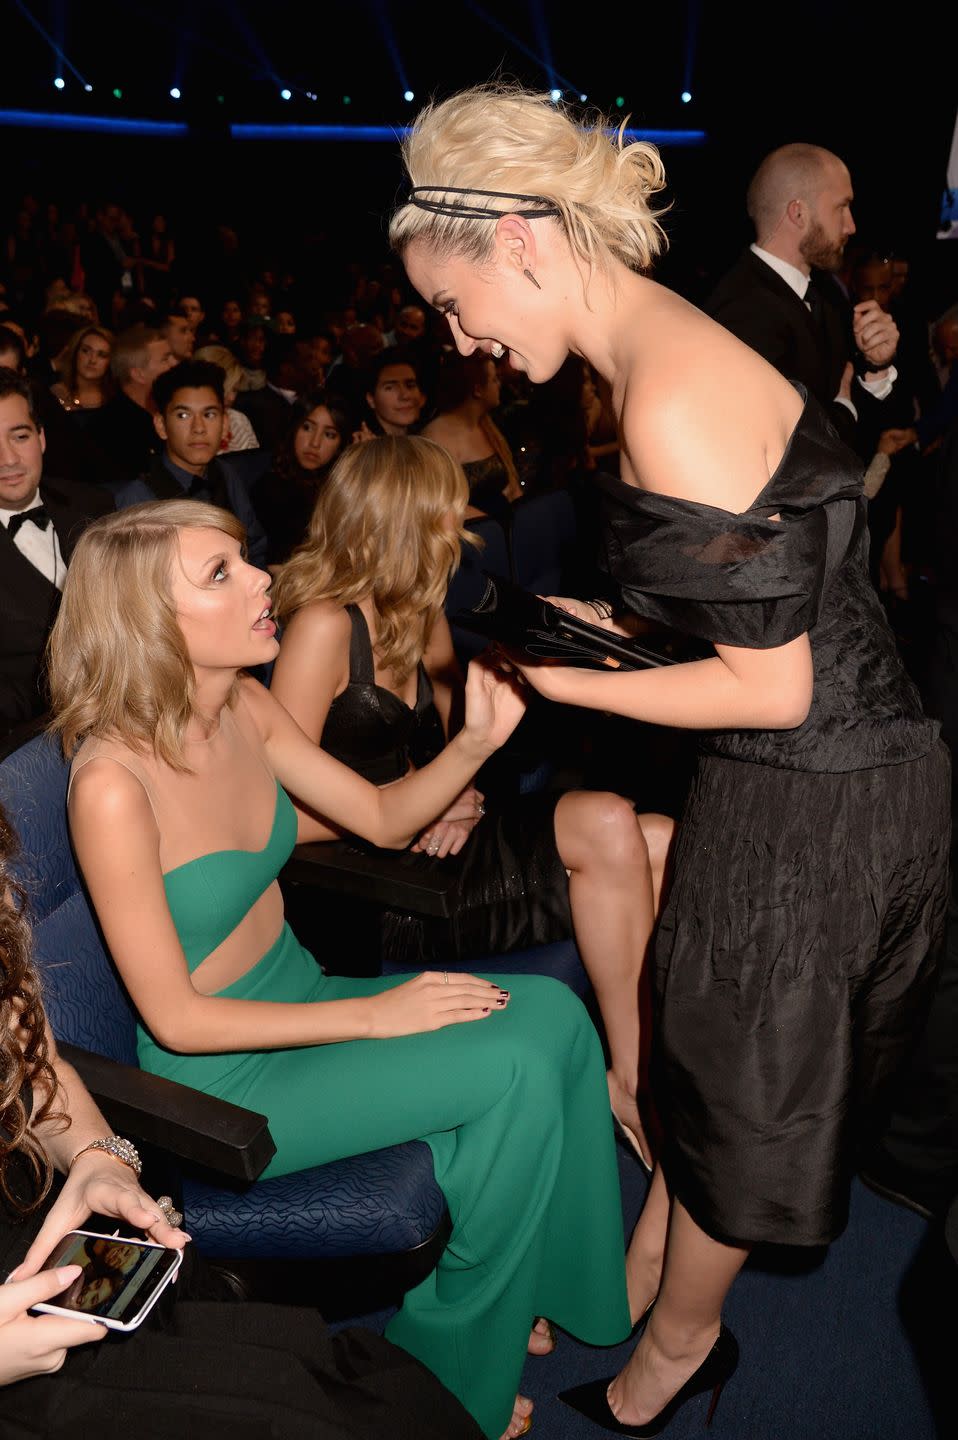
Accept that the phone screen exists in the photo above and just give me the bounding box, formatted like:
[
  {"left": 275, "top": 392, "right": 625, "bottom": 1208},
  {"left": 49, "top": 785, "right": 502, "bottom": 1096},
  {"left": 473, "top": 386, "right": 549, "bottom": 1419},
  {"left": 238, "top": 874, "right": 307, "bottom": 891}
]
[{"left": 42, "top": 1233, "right": 180, "bottom": 1324}]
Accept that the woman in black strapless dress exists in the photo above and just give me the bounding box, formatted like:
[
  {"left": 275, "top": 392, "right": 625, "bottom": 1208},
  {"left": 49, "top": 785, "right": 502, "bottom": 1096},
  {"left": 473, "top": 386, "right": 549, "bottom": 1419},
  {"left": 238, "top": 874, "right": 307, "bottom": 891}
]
[
  {"left": 270, "top": 434, "right": 674, "bottom": 1171},
  {"left": 389, "top": 86, "right": 950, "bottom": 1434}
]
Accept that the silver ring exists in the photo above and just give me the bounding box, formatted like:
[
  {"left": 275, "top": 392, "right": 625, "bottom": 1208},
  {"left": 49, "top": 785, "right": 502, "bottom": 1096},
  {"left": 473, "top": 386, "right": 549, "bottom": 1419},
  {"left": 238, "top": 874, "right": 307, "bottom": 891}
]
[
  {"left": 155, "top": 1195, "right": 183, "bottom": 1228},
  {"left": 442, "top": 971, "right": 449, "bottom": 984},
  {"left": 476, "top": 803, "right": 485, "bottom": 817}
]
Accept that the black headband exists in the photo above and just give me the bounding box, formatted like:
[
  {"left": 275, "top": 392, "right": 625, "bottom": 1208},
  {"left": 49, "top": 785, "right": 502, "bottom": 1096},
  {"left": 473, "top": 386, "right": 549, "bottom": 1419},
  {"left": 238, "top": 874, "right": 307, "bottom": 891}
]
[{"left": 408, "top": 185, "right": 561, "bottom": 220}]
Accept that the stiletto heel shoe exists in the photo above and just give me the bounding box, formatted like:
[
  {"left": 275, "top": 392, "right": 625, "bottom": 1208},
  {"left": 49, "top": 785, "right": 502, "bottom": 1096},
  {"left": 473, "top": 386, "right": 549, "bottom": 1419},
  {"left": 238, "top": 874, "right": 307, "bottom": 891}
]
[
  {"left": 611, "top": 1110, "right": 653, "bottom": 1174},
  {"left": 558, "top": 1324, "right": 739, "bottom": 1436}
]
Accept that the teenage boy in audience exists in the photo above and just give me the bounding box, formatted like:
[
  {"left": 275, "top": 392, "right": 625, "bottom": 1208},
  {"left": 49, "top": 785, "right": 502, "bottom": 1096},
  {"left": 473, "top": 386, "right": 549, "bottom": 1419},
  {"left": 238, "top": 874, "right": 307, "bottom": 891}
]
[{"left": 113, "top": 358, "right": 267, "bottom": 567}]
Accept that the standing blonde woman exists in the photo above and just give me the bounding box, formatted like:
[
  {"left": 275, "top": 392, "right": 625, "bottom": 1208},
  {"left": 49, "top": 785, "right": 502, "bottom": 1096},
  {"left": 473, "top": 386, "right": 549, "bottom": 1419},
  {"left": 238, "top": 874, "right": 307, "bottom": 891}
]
[
  {"left": 390, "top": 86, "right": 949, "bottom": 1433},
  {"left": 47, "top": 498, "right": 632, "bottom": 1440},
  {"left": 270, "top": 435, "right": 673, "bottom": 1169}
]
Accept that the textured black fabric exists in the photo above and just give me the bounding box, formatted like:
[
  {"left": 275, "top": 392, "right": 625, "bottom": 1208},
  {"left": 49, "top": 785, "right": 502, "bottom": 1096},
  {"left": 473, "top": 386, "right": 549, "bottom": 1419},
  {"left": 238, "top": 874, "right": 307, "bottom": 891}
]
[
  {"left": 599, "top": 389, "right": 939, "bottom": 772},
  {"left": 320, "top": 605, "right": 445, "bottom": 785},
  {"left": 0, "top": 1177, "right": 483, "bottom": 1438},
  {"left": 654, "top": 742, "right": 951, "bottom": 1247}
]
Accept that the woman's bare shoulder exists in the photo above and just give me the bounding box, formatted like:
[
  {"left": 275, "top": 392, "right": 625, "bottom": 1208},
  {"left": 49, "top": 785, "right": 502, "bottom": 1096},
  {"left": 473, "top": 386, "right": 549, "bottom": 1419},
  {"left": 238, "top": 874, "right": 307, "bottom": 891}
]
[{"left": 621, "top": 340, "right": 803, "bottom": 514}]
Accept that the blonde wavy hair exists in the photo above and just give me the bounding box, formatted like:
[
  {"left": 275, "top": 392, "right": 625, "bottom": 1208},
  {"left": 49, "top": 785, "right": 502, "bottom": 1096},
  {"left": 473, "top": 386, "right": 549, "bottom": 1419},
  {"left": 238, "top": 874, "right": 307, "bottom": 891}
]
[
  {"left": 194, "top": 343, "right": 244, "bottom": 400},
  {"left": 272, "top": 436, "right": 476, "bottom": 685},
  {"left": 47, "top": 500, "right": 246, "bottom": 771},
  {"left": 389, "top": 84, "right": 668, "bottom": 274}
]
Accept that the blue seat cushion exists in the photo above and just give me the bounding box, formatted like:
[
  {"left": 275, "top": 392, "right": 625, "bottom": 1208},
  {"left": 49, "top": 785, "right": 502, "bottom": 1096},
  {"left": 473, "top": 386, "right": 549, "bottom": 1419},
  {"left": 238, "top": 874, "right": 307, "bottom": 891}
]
[{"left": 183, "top": 1141, "right": 444, "bottom": 1258}]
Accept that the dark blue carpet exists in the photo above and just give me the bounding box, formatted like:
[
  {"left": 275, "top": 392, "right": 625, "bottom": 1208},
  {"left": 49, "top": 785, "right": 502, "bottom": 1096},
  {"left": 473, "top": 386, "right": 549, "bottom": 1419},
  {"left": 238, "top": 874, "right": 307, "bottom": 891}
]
[
  {"left": 514, "top": 1149, "right": 949, "bottom": 1440},
  {"left": 349, "top": 1143, "right": 953, "bottom": 1438}
]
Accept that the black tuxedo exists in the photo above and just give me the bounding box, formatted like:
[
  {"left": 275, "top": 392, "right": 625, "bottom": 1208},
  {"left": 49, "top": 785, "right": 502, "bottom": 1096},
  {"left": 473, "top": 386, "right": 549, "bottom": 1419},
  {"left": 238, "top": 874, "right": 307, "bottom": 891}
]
[
  {"left": 0, "top": 478, "right": 114, "bottom": 738},
  {"left": 705, "top": 249, "right": 881, "bottom": 455}
]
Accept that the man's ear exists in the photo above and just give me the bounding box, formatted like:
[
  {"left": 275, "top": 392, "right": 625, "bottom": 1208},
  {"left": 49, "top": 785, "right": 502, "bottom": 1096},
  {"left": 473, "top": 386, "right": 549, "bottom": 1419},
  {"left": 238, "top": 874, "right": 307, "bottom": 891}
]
[
  {"left": 786, "top": 198, "right": 805, "bottom": 231},
  {"left": 38, "top": 425, "right": 46, "bottom": 457},
  {"left": 365, "top": 391, "right": 376, "bottom": 412},
  {"left": 153, "top": 410, "right": 168, "bottom": 441},
  {"left": 494, "top": 214, "right": 538, "bottom": 274}
]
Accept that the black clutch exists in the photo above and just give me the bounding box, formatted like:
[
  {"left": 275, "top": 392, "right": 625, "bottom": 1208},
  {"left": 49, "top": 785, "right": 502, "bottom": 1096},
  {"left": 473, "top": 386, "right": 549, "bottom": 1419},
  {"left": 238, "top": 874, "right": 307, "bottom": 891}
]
[{"left": 452, "top": 573, "right": 676, "bottom": 671}]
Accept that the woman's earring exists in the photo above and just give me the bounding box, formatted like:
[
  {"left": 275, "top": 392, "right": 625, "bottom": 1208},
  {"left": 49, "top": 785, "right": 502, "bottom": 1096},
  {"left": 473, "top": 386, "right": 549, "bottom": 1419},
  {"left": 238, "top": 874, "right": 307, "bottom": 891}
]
[{"left": 523, "top": 268, "right": 542, "bottom": 291}]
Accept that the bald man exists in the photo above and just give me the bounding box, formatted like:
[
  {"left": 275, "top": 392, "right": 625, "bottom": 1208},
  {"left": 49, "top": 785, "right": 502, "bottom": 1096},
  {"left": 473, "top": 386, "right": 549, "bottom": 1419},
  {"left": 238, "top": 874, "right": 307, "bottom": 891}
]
[{"left": 706, "top": 143, "right": 899, "bottom": 454}]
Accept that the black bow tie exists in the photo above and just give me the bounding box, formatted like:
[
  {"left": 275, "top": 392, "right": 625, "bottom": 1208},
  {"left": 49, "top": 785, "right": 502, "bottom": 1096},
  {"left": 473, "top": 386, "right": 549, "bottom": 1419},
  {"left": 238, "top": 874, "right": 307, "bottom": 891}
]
[{"left": 7, "top": 506, "right": 50, "bottom": 538}]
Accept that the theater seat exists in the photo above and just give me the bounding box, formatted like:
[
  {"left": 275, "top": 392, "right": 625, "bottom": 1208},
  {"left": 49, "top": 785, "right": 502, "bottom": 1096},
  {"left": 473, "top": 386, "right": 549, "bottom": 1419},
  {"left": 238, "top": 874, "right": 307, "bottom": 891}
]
[{"left": 0, "top": 733, "right": 445, "bottom": 1307}]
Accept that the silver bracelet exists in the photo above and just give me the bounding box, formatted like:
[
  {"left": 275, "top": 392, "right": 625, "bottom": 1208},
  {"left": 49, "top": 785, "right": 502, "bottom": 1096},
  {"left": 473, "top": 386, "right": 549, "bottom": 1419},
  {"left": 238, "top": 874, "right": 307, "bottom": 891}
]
[
  {"left": 70, "top": 1136, "right": 142, "bottom": 1177},
  {"left": 588, "top": 598, "right": 614, "bottom": 621}
]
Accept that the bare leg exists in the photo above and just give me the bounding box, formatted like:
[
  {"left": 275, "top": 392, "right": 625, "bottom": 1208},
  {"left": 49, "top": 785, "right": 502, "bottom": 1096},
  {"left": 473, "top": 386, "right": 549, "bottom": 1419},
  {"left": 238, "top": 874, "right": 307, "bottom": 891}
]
[
  {"left": 610, "top": 1198, "right": 748, "bottom": 1426},
  {"left": 624, "top": 1162, "right": 671, "bottom": 1322},
  {"left": 554, "top": 794, "right": 672, "bottom": 1166}
]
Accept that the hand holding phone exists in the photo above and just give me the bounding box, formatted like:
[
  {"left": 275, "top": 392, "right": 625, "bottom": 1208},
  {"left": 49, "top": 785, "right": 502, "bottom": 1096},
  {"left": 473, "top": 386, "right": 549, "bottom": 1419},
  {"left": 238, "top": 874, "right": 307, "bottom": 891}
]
[
  {"left": 28, "top": 1230, "right": 183, "bottom": 1332},
  {"left": 0, "top": 1264, "right": 107, "bottom": 1385}
]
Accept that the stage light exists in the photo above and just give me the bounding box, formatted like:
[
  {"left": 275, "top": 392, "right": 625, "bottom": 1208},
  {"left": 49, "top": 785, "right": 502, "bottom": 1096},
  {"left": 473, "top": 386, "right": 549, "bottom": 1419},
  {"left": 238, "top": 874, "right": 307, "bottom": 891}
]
[
  {"left": 615, "top": 96, "right": 625, "bottom": 108},
  {"left": 217, "top": 95, "right": 225, "bottom": 104},
  {"left": 54, "top": 77, "right": 65, "bottom": 90},
  {"left": 681, "top": 90, "right": 692, "bottom": 103},
  {"left": 112, "top": 87, "right": 122, "bottom": 99},
  {"left": 579, "top": 93, "right": 588, "bottom": 102},
  {"left": 404, "top": 90, "right": 414, "bottom": 102},
  {"left": 280, "top": 88, "right": 292, "bottom": 100},
  {"left": 550, "top": 88, "right": 561, "bottom": 103},
  {"left": 84, "top": 83, "right": 93, "bottom": 93},
  {"left": 170, "top": 87, "right": 181, "bottom": 100},
  {"left": 343, "top": 95, "right": 351, "bottom": 105}
]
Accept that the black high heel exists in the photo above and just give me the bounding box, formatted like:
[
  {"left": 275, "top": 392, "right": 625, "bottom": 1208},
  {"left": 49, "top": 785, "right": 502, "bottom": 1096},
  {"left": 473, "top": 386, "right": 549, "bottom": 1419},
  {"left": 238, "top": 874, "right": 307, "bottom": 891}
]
[{"left": 558, "top": 1324, "right": 738, "bottom": 1436}]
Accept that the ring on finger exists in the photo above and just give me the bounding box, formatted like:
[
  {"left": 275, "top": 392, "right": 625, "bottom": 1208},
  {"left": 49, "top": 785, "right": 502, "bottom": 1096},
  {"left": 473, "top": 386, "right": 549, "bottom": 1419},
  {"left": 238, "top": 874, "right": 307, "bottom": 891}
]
[
  {"left": 154, "top": 1195, "right": 183, "bottom": 1228},
  {"left": 442, "top": 971, "right": 449, "bottom": 984}
]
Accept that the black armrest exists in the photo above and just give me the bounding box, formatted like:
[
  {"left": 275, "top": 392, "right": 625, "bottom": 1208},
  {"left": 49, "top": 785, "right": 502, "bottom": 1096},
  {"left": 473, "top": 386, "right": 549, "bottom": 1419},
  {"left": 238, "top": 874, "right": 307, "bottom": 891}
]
[
  {"left": 283, "top": 842, "right": 463, "bottom": 919},
  {"left": 59, "top": 1042, "right": 276, "bottom": 1183}
]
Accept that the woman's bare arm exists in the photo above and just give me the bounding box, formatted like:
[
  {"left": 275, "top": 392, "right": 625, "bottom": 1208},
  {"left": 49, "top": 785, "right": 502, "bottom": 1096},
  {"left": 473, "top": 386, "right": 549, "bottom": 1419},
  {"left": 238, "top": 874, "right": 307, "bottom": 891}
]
[{"left": 69, "top": 760, "right": 509, "bottom": 1054}]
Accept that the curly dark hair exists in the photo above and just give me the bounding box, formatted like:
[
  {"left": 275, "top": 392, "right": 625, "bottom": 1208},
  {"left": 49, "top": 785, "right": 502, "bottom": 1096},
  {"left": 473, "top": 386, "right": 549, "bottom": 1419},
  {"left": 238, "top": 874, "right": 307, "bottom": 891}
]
[{"left": 0, "top": 803, "right": 67, "bottom": 1214}]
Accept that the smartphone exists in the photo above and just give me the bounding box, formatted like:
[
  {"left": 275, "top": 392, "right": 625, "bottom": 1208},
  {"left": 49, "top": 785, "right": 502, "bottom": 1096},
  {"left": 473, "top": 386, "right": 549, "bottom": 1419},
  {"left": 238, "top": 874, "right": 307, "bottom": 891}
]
[{"left": 30, "top": 1229, "right": 183, "bottom": 1331}]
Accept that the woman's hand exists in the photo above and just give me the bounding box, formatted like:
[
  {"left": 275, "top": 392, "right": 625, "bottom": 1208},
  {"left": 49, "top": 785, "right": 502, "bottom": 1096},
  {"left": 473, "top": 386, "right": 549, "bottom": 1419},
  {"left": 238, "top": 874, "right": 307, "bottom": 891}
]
[
  {"left": 9, "top": 1153, "right": 190, "bottom": 1287},
  {"left": 0, "top": 1266, "right": 106, "bottom": 1385},
  {"left": 413, "top": 785, "right": 484, "bottom": 858},
  {"left": 366, "top": 971, "right": 509, "bottom": 1039},
  {"left": 461, "top": 655, "right": 526, "bottom": 753},
  {"left": 545, "top": 595, "right": 616, "bottom": 630}
]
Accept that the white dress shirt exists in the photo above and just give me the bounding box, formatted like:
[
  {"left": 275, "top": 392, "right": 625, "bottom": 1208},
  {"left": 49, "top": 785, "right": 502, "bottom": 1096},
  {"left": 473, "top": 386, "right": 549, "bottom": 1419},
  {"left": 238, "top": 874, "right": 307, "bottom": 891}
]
[
  {"left": 750, "top": 244, "right": 896, "bottom": 419},
  {"left": 0, "top": 493, "right": 67, "bottom": 589}
]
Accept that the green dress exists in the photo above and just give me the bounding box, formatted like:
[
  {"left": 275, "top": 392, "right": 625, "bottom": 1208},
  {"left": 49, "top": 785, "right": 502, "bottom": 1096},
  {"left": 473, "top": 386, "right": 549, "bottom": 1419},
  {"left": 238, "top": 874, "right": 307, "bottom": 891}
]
[{"left": 131, "top": 780, "right": 631, "bottom": 1437}]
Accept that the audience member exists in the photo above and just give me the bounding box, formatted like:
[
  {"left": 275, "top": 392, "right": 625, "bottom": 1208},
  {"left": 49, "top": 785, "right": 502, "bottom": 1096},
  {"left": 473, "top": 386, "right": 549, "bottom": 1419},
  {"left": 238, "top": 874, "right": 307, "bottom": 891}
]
[
  {"left": 250, "top": 388, "right": 349, "bottom": 564},
  {"left": 84, "top": 323, "right": 176, "bottom": 486},
  {"left": 50, "top": 325, "right": 114, "bottom": 412},
  {"left": 50, "top": 495, "right": 631, "bottom": 1440},
  {"left": 325, "top": 321, "right": 385, "bottom": 418},
  {"left": 0, "top": 369, "right": 112, "bottom": 739},
  {"left": 235, "top": 320, "right": 268, "bottom": 390},
  {"left": 384, "top": 303, "right": 427, "bottom": 347},
  {"left": 179, "top": 294, "right": 206, "bottom": 338},
  {"left": 421, "top": 351, "right": 520, "bottom": 520},
  {"left": 706, "top": 143, "right": 899, "bottom": 456},
  {"left": 160, "top": 306, "right": 196, "bottom": 361},
  {"left": 0, "top": 806, "right": 487, "bottom": 1440},
  {"left": 355, "top": 349, "right": 426, "bottom": 441},
  {"left": 112, "top": 359, "right": 267, "bottom": 567},
  {"left": 194, "top": 344, "right": 259, "bottom": 450},
  {"left": 234, "top": 335, "right": 307, "bottom": 451}
]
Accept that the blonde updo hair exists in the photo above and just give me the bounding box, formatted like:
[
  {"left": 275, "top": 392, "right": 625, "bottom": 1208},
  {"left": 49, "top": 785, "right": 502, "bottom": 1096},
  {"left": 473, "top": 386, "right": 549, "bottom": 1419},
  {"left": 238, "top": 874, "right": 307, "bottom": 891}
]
[
  {"left": 390, "top": 84, "right": 668, "bottom": 275},
  {"left": 195, "top": 344, "right": 244, "bottom": 401},
  {"left": 48, "top": 500, "right": 246, "bottom": 771},
  {"left": 272, "top": 435, "right": 476, "bottom": 685}
]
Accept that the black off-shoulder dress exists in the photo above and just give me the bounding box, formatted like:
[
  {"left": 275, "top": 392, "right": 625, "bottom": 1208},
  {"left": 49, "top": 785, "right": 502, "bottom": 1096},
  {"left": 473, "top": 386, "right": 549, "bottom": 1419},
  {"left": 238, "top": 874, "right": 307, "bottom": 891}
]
[{"left": 599, "top": 389, "right": 950, "bottom": 1247}]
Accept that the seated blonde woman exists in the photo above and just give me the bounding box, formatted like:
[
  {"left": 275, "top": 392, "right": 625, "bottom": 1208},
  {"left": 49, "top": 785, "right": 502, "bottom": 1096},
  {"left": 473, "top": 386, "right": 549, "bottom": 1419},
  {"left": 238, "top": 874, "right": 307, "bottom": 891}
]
[
  {"left": 47, "top": 498, "right": 634, "bottom": 1440},
  {"left": 270, "top": 436, "right": 674, "bottom": 1171},
  {"left": 194, "top": 344, "right": 259, "bottom": 450}
]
